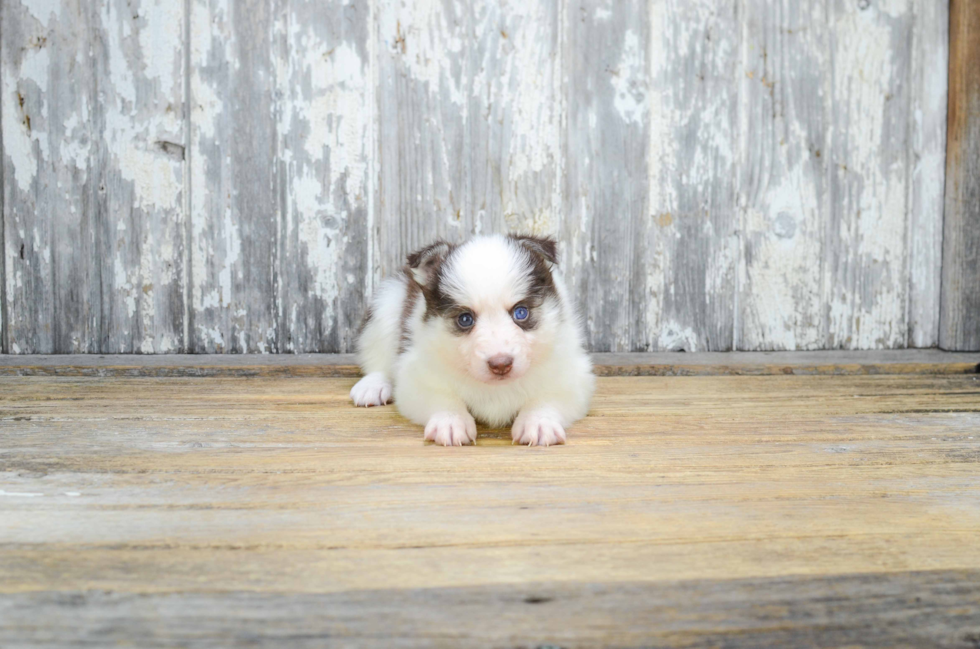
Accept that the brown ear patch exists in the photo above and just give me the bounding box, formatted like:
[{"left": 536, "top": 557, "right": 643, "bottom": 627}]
[
  {"left": 508, "top": 235, "right": 560, "bottom": 312},
  {"left": 406, "top": 240, "right": 453, "bottom": 287},
  {"left": 404, "top": 240, "right": 460, "bottom": 322},
  {"left": 397, "top": 269, "right": 422, "bottom": 353},
  {"left": 508, "top": 234, "right": 558, "bottom": 265}
]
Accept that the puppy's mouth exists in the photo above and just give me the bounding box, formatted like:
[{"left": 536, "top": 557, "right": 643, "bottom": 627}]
[
  {"left": 467, "top": 367, "right": 517, "bottom": 383},
  {"left": 479, "top": 369, "right": 523, "bottom": 383}
]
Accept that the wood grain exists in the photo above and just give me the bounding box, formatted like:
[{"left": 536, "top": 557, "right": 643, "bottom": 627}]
[
  {"left": 827, "top": 0, "right": 916, "bottom": 350},
  {"left": 2, "top": 0, "right": 100, "bottom": 353},
  {"left": 2, "top": 572, "right": 979, "bottom": 648},
  {"left": 907, "top": 0, "right": 949, "bottom": 348},
  {"left": 941, "top": 0, "right": 980, "bottom": 351},
  {"left": 375, "top": 0, "right": 469, "bottom": 274},
  {"left": 98, "top": 0, "right": 187, "bottom": 354},
  {"left": 0, "top": 1, "right": 964, "bottom": 354},
  {"left": 275, "top": 0, "right": 372, "bottom": 353},
  {"left": 188, "top": 0, "right": 278, "bottom": 353},
  {"left": 0, "top": 0, "right": 5, "bottom": 356},
  {"left": 635, "top": 0, "right": 739, "bottom": 353},
  {"left": 1, "top": 0, "right": 186, "bottom": 354},
  {"left": 738, "top": 1, "right": 939, "bottom": 351},
  {"left": 375, "top": 0, "right": 561, "bottom": 277},
  {"left": 1, "top": 350, "right": 978, "bottom": 377},
  {"left": 562, "top": 0, "right": 646, "bottom": 352},
  {"left": 1, "top": 373, "right": 979, "bottom": 645},
  {"left": 467, "top": 0, "right": 562, "bottom": 240},
  {"left": 737, "top": 1, "right": 829, "bottom": 351}
]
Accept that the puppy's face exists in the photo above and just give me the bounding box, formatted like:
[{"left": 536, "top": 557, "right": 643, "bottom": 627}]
[{"left": 411, "top": 235, "right": 561, "bottom": 384}]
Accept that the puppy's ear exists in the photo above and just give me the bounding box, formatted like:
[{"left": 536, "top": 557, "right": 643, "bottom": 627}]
[
  {"left": 509, "top": 234, "right": 558, "bottom": 266},
  {"left": 406, "top": 241, "right": 452, "bottom": 287}
]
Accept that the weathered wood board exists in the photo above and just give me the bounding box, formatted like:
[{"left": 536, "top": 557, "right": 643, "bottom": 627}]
[
  {"left": 188, "top": 0, "right": 278, "bottom": 353},
  {"left": 0, "top": 0, "right": 961, "bottom": 352},
  {"left": 3, "top": 572, "right": 980, "bottom": 648},
  {"left": 1, "top": 373, "right": 979, "bottom": 645},
  {"left": 1, "top": 349, "right": 978, "bottom": 377},
  {"left": 909, "top": 0, "right": 950, "bottom": 348},
  {"left": 376, "top": 0, "right": 561, "bottom": 276},
  {"left": 941, "top": 0, "right": 980, "bottom": 351},
  {"left": 635, "top": 0, "right": 740, "bottom": 354},
  {"left": 1, "top": 0, "right": 186, "bottom": 354},
  {"left": 376, "top": 0, "right": 470, "bottom": 270},
  {"left": 562, "top": 0, "right": 646, "bottom": 352},
  {"left": 737, "top": 0, "right": 949, "bottom": 351},
  {"left": 737, "top": 1, "right": 833, "bottom": 352},
  {"left": 275, "top": 0, "right": 373, "bottom": 354}
]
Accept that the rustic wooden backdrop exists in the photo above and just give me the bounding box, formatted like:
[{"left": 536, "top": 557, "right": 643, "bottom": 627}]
[{"left": 0, "top": 0, "right": 963, "bottom": 354}]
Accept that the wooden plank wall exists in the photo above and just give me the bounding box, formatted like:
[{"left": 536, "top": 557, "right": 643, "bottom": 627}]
[
  {"left": 0, "top": 0, "right": 956, "bottom": 353},
  {"left": 2, "top": 0, "right": 186, "bottom": 354},
  {"left": 941, "top": 0, "right": 980, "bottom": 351}
]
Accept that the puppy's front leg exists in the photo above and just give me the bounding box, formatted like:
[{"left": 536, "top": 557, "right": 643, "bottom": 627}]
[
  {"left": 423, "top": 409, "right": 477, "bottom": 447},
  {"left": 350, "top": 372, "right": 393, "bottom": 407},
  {"left": 511, "top": 405, "right": 568, "bottom": 447},
  {"left": 395, "top": 375, "right": 476, "bottom": 446}
]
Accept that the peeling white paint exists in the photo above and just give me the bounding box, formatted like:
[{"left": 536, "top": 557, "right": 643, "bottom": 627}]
[
  {"left": 874, "top": 0, "right": 909, "bottom": 19},
  {"left": 200, "top": 290, "right": 221, "bottom": 310},
  {"left": 218, "top": 204, "right": 242, "bottom": 309},
  {"left": 0, "top": 0, "right": 952, "bottom": 354},
  {"left": 22, "top": 0, "right": 61, "bottom": 23},
  {"left": 658, "top": 323, "right": 699, "bottom": 352},
  {"left": 734, "top": 1, "right": 923, "bottom": 351},
  {"left": 739, "top": 125, "right": 824, "bottom": 352},
  {"left": 906, "top": 0, "right": 948, "bottom": 348},
  {"left": 293, "top": 171, "right": 341, "bottom": 302},
  {"left": 118, "top": 145, "right": 182, "bottom": 211},
  {"left": 305, "top": 42, "right": 366, "bottom": 168},
  {"left": 3, "top": 46, "right": 50, "bottom": 193},
  {"left": 643, "top": 1, "right": 740, "bottom": 350},
  {"left": 190, "top": 74, "right": 223, "bottom": 140},
  {"left": 197, "top": 326, "right": 226, "bottom": 349},
  {"left": 189, "top": 0, "right": 230, "bottom": 325},
  {"left": 114, "top": 255, "right": 137, "bottom": 319},
  {"left": 611, "top": 30, "right": 646, "bottom": 125},
  {"left": 379, "top": 0, "right": 464, "bottom": 105},
  {"left": 102, "top": 1, "right": 183, "bottom": 213},
  {"left": 278, "top": 9, "right": 371, "bottom": 329},
  {"left": 59, "top": 112, "right": 91, "bottom": 171},
  {"left": 741, "top": 208, "right": 820, "bottom": 347},
  {"left": 139, "top": 229, "right": 158, "bottom": 353},
  {"left": 828, "top": 6, "right": 908, "bottom": 349},
  {"left": 137, "top": 0, "right": 183, "bottom": 97},
  {"left": 493, "top": 0, "right": 560, "bottom": 235},
  {"left": 189, "top": 0, "right": 230, "bottom": 140}
]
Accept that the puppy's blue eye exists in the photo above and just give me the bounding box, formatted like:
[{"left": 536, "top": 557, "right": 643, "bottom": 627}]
[
  {"left": 513, "top": 306, "right": 529, "bottom": 321},
  {"left": 457, "top": 312, "right": 475, "bottom": 328}
]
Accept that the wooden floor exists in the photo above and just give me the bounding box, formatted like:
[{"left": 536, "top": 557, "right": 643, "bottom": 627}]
[{"left": 2, "top": 358, "right": 980, "bottom": 647}]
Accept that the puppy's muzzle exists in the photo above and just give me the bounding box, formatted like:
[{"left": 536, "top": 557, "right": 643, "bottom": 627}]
[{"left": 487, "top": 354, "right": 514, "bottom": 376}]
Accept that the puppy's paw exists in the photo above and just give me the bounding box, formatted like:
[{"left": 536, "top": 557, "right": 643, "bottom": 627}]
[
  {"left": 350, "top": 372, "right": 393, "bottom": 407},
  {"left": 424, "top": 411, "right": 477, "bottom": 447},
  {"left": 511, "top": 408, "right": 566, "bottom": 447}
]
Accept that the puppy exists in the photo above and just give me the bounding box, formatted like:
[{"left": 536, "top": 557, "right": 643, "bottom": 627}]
[{"left": 350, "top": 234, "right": 594, "bottom": 446}]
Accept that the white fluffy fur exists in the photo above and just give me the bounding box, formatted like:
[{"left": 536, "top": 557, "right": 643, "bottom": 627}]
[{"left": 351, "top": 235, "right": 594, "bottom": 446}]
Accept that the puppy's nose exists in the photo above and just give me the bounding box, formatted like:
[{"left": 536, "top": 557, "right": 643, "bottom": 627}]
[{"left": 487, "top": 354, "right": 514, "bottom": 376}]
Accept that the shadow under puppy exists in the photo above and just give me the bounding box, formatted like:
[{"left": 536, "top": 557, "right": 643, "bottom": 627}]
[{"left": 350, "top": 234, "right": 594, "bottom": 446}]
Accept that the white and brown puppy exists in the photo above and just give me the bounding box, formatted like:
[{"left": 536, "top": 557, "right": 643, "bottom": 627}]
[{"left": 350, "top": 234, "right": 594, "bottom": 446}]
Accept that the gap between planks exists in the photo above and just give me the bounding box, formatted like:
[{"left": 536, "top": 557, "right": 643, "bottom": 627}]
[{"left": 0, "top": 350, "right": 978, "bottom": 378}]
